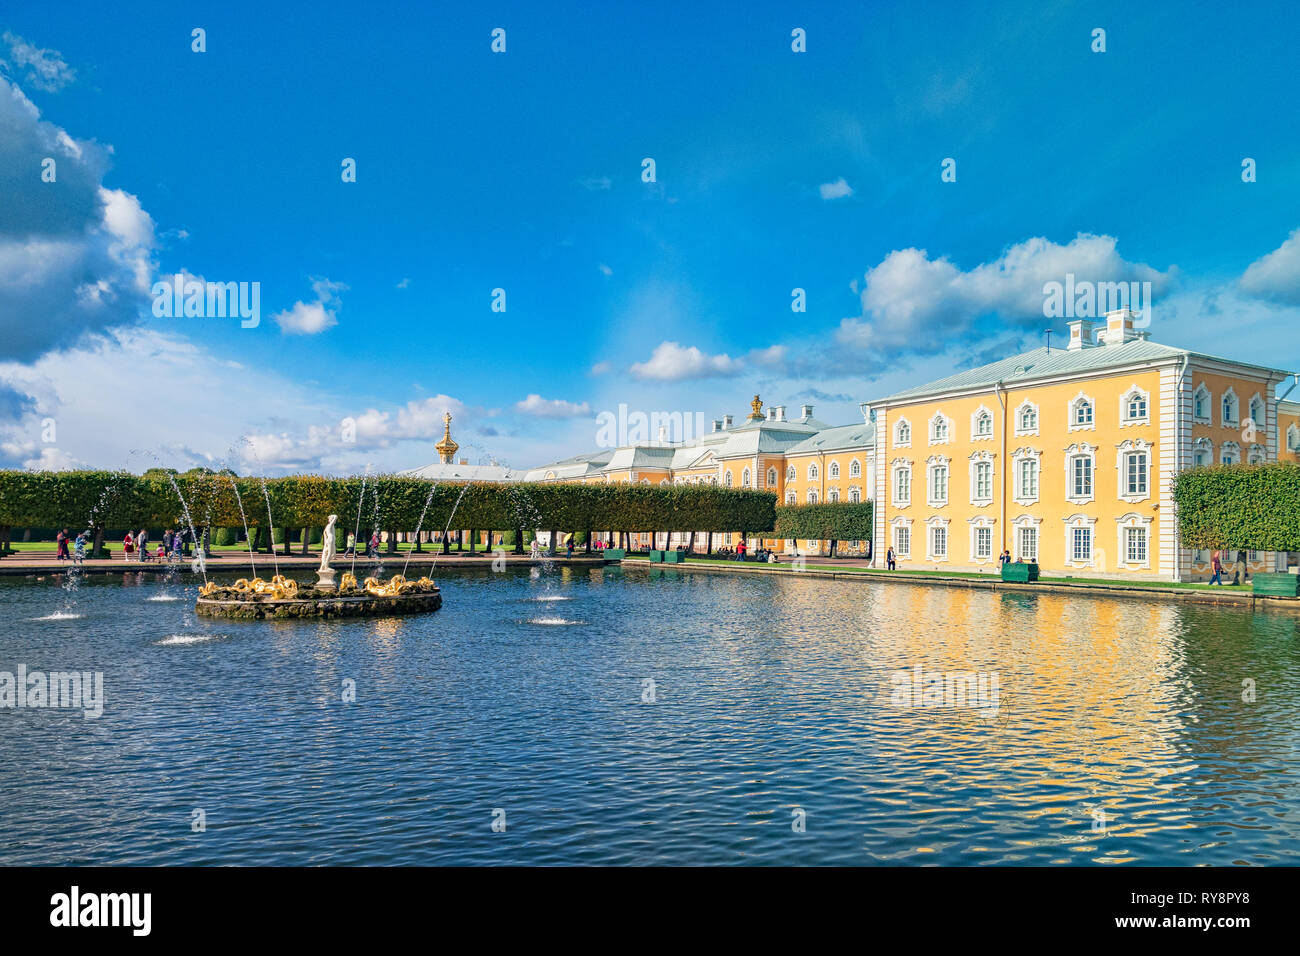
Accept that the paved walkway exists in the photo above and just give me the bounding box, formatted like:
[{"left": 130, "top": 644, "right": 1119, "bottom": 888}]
[{"left": 0, "top": 550, "right": 603, "bottom": 576}]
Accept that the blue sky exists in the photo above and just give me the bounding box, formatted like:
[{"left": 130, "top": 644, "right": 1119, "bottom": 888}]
[{"left": 2, "top": 0, "right": 1299, "bottom": 474}]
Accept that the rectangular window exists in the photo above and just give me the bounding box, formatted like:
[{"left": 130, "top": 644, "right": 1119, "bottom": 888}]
[
  {"left": 1018, "top": 459, "right": 1038, "bottom": 499},
  {"left": 1072, "top": 456, "right": 1092, "bottom": 497},
  {"left": 895, "top": 526, "right": 910, "bottom": 557},
  {"left": 1126, "top": 452, "right": 1147, "bottom": 495},
  {"left": 1126, "top": 527, "right": 1147, "bottom": 564},
  {"left": 1018, "top": 526, "right": 1038, "bottom": 562},
  {"left": 1071, "top": 527, "right": 1092, "bottom": 562},
  {"left": 974, "top": 526, "right": 992, "bottom": 559},
  {"left": 894, "top": 469, "right": 910, "bottom": 504},
  {"left": 931, "top": 526, "right": 947, "bottom": 559},
  {"left": 930, "top": 466, "right": 948, "bottom": 504},
  {"left": 974, "top": 462, "right": 992, "bottom": 499}
]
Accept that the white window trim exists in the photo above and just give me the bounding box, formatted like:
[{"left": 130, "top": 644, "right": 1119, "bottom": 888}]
[
  {"left": 894, "top": 417, "right": 912, "bottom": 448},
  {"left": 829, "top": 461, "right": 840, "bottom": 479},
  {"left": 1119, "top": 383, "right": 1150, "bottom": 427},
  {"left": 1247, "top": 443, "right": 1267, "bottom": 465},
  {"left": 848, "top": 485, "right": 861, "bottom": 503},
  {"left": 969, "top": 450, "right": 995, "bottom": 507},
  {"left": 891, "top": 517, "right": 913, "bottom": 559},
  {"left": 786, "top": 492, "right": 796, "bottom": 505},
  {"left": 1115, "top": 513, "right": 1153, "bottom": 571},
  {"left": 1065, "top": 442, "right": 1097, "bottom": 505},
  {"left": 1068, "top": 391, "right": 1096, "bottom": 432},
  {"left": 1288, "top": 423, "right": 1300, "bottom": 453},
  {"left": 828, "top": 487, "right": 840, "bottom": 503},
  {"left": 1192, "top": 437, "right": 1213, "bottom": 469},
  {"left": 970, "top": 405, "right": 995, "bottom": 441},
  {"left": 1193, "top": 383, "right": 1211, "bottom": 424},
  {"left": 807, "top": 463, "right": 819, "bottom": 481},
  {"left": 967, "top": 516, "right": 996, "bottom": 565},
  {"left": 1011, "top": 515, "right": 1042, "bottom": 564},
  {"left": 1012, "top": 447, "right": 1042, "bottom": 506},
  {"left": 1247, "top": 392, "right": 1265, "bottom": 431},
  {"left": 1220, "top": 440, "right": 1240, "bottom": 465},
  {"left": 925, "top": 516, "right": 951, "bottom": 562},
  {"left": 1014, "top": 399, "right": 1039, "bottom": 437},
  {"left": 926, "top": 455, "right": 951, "bottom": 508},
  {"left": 786, "top": 465, "right": 796, "bottom": 482},
  {"left": 742, "top": 468, "right": 751, "bottom": 488},
  {"left": 1221, "top": 387, "right": 1239, "bottom": 429},
  {"left": 1115, "top": 438, "right": 1153, "bottom": 504},
  {"left": 767, "top": 467, "right": 778, "bottom": 487},
  {"left": 1064, "top": 514, "right": 1098, "bottom": 569},
  {"left": 891, "top": 458, "right": 913, "bottom": 508},
  {"left": 849, "top": 459, "right": 862, "bottom": 478},
  {"left": 928, "top": 412, "right": 953, "bottom": 446},
  {"left": 806, "top": 489, "right": 818, "bottom": 503}
]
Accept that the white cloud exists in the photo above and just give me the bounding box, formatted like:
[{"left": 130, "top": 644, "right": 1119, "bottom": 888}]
[
  {"left": 2, "top": 32, "right": 76, "bottom": 92},
  {"left": 273, "top": 277, "right": 345, "bottom": 335},
  {"left": 598, "top": 263, "right": 613, "bottom": 276},
  {"left": 1241, "top": 229, "right": 1300, "bottom": 306},
  {"left": 748, "top": 344, "right": 787, "bottom": 369},
  {"left": 819, "top": 177, "right": 854, "bottom": 200},
  {"left": 589, "top": 361, "right": 612, "bottom": 376},
  {"left": 629, "top": 341, "right": 743, "bottom": 381},
  {"left": 0, "top": 78, "right": 157, "bottom": 361},
  {"left": 396, "top": 277, "right": 410, "bottom": 289},
  {"left": 837, "top": 234, "right": 1175, "bottom": 357},
  {"left": 515, "top": 394, "right": 592, "bottom": 418}
]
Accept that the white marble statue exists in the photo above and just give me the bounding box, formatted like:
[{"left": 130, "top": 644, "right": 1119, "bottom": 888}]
[{"left": 316, "top": 514, "right": 339, "bottom": 589}]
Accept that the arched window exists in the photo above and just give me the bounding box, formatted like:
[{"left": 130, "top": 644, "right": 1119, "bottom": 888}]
[
  {"left": 1249, "top": 395, "right": 1264, "bottom": 426},
  {"left": 786, "top": 465, "right": 796, "bottom": 481},
  {"left": 808, "top": 463, "right": 819, "bottom": 480},
  {"left": 1193, "top": 384, "right": 1211, "bottom": 423},
  {"left": 741, "top": 468, "right": 751, "bottom": 488},
  {"left": 1289, "top": 423, "right": 1300, "bottom": 453},
  {"left": 973, "top": 409, "right": 993, "bottom": 438},
  {"left": 829, "top": 488, "right": 840, "bottom": 503},
  {"left": 849, "top": 487, "right": 861, "bottom": 503},
  {"left": 1069, "top": 393, "right": 1095, "bottom": 429},
  {"left": 786, "top": 491, "right": 796, "bottom": 505},
  {"left": 807, "top": 489, "right": 818, "bottom": 503},
  {"left": 829, "top": 461, "right": 840, "bottom": 479},
  {"left": 929, "top": 414, "right": 950, "bottom": 444},
  {"left": 1120, "top": 385, "right": 1149, "bottom": 425},
  {"left": 895, "top": 419, "right": 911, "bottom": 446},
  {"left": 724, "top": 471, "right": 733, "bottom": 487},
  {"left": 1016, "top": 402, "right": 1039, "bottom": 435},
  {"left": 767, "top": 467, "right": 777, "bottom": 487},
  {"left": 1222, "top": 389, "right": 1239, "bottom": 427},
  {"left": 849, "top": 459, "right": 861, "bottom": 478}
]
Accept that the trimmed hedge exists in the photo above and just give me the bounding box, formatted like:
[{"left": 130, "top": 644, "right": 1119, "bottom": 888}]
[
  {"left": 774, "top": 501, "right": 873, "bottom": 541},
  {"left": 1173, "top": 462, "right": 1300, "bottom": 551},
  {"left": 0, "top": 470, "right": 778, "bottom": 539}
]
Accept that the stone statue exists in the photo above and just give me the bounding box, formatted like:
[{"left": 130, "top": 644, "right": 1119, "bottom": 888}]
[{"left": 316, "top": 514, "right": 339, "bottom": 590}]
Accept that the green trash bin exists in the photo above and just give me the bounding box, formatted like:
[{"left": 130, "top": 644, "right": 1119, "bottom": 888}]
[
  {"left": 1252, "top": 572, "right": 1300, "bottom": 597},
  {"left": 1001, "top": 562, "right": 1039, "bottom": 583}
]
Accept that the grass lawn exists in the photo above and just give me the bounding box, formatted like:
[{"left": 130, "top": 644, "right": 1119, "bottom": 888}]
[{"left": 620, "top": 552, "right": 1253, "bottom": 591}]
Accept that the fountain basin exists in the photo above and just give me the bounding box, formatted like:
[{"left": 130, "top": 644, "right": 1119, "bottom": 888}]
[{"left": 195, "top": 577, "right": 441, "bottom": 620}]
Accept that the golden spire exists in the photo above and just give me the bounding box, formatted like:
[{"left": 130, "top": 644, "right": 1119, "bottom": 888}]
[
  {"left": 747, "top": 394, "right": 764, "bottom": 421},
  {"left": 436, "top": 411, "right": 459, "bottom": 464}
]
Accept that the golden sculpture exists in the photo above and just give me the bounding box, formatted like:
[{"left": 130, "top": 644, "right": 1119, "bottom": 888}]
[
  {"left": 436, "top": 410, "right": 459, "bottom": 464},
  {"left": 747, "top": 394, "right": 764, "bottom": 421},
  {"left": 341, "top": 572, "right": 358, "bottom": 591}
]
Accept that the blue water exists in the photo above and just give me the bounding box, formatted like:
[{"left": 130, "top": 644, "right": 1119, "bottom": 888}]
[{"left": 1, "top": 564, "right": 1298, "bottom": 865}]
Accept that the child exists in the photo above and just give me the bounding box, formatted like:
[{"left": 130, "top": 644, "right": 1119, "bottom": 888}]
[{"left": 123, "top": 531, "right": 135, "bottom": 561}]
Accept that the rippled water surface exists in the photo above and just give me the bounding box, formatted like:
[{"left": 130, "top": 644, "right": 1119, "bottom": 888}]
[{"left": 2, "top": 565, "right": 1299, "bottom": 865}]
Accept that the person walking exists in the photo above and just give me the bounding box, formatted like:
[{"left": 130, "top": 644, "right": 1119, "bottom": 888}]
[
  {"left": 1209, "top": 550, "right": 1223, "bottom": 585},
  {"left": 565, "top": 538, "right": 574, "bottom": 559},
  {"left": 887, "top": 546, "right": 897, "bottom": 570},
  {"left": 368, "top": 532, "right": 379, "bottom": 559},
  {"left": 73, "top": 532, "right": 86, "bottom": 564},
  {"left": 345, "top": 531, "right": 355, "bottom": 555},
  {"left": 137, "top": 528, "right": 149, "bottom": 562},
  {"left": 122, "top": 531, "right": 135, "bottom": 561},
  {"left": 56, "top": 528, "right": 70, "bottom": 561}
]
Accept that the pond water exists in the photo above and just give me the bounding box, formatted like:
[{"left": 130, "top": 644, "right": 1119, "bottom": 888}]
[{"left": 2, "top": 564, "right": 1298, "bottom": 865}]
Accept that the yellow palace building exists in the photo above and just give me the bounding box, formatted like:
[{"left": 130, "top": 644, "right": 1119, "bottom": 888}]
[
  {"left": 868, "top": 309, "right": 1297, "bottom": 582},
  {"left": 524, "top": 308, "right": 1297, "bottom": 578}
]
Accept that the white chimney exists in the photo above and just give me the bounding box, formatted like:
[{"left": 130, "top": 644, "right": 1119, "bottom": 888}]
[
  {"left": 775, "top": 405, "right": 786, "bottom": 421},
  {"left": 723, "top": 414, "right": 733, "bottom": 429},
  {"left": 1103, "top": 308, "right": 1139, "bottom": 346},
  {"left": 711, "top": 419, "right": 722, "bottom": 433},
  {"left": 800, "top": 404, "right": 814, "bottom": 420},
  {"left": 657, "top": 425, "right": 667, "bottom": 443},
  {"left": 1066, "top": 318, "right": 1101, "bottom": 350},
  {"left": 766, "top": 407, "right": 776, "bottom": 421}
]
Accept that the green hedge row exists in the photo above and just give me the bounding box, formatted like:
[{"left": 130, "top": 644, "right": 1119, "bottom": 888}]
[
  {"left": 1173, "top": 462, "right": 1300, "bottom": 551},
  {"left": 773, "top": 501, "right": 873, "bottom": 541},
  {"left": 0, "top": 469, "right": 778, "bottom": 537}
]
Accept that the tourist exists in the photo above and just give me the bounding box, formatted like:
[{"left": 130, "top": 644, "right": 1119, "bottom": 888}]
[
  {"left": 123, "top": 531, "right": 135, "bottom": 561},
  {"left": 345, "top": 531, "right": 356, "bottom": 555},
  {"left": 736, "top": 540, "right": 747, "bottom": 562},
  {"left": 56, "top": 528, "right": 70, "bottom": 561},
  {"left": 1000, "top": 549, "right": 1012, "bottom": 565},
  {"left": 137, "top": 528, "right": 149, "bottom": 562},
  {"left": 1209, "top": 550, "right": 1223, "bottom": 585},
  {"left": 369, "top": 532, "right": 379, "bottom": 559},
  {"left": 887, "top": 546, "right": 896, "bottom": 570},
  {"left": 73, "top": 532, "right": 86, "bottom": 563}
]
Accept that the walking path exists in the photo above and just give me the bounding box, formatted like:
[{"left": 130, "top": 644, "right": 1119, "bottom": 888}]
[
  {"left": 0, "top": 550, "right": 601, "bottom": 576},
  {"left": 616, "top": 554, "right": 1300, "bottom": 610}
]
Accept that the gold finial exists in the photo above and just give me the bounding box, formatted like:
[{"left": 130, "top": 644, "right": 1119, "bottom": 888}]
[
  {"left": 747, "top": 394, "right": 764, "bottom": 421},
  {"left": 436, "top": 410, "right": 459, "bottom": 464}
]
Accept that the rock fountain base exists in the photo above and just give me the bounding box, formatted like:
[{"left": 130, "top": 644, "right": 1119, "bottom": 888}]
[{"left": 195, "top": 575, "right": 442, "bottom": 621}]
